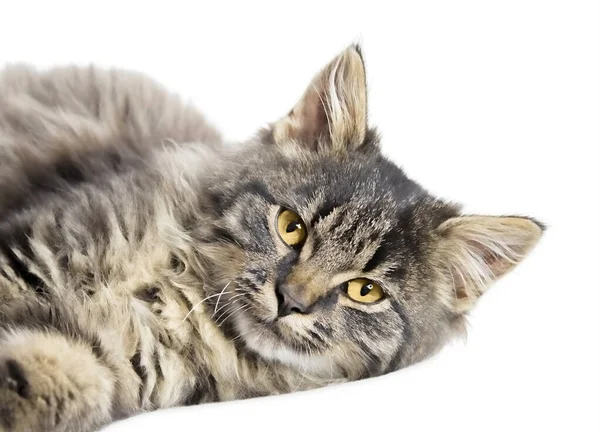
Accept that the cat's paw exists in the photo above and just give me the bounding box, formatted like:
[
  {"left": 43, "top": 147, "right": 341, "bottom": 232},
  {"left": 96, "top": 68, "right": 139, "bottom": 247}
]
[
  {"left": 0, "top": 331, "right": 116, "bottom": 432},
  {"left": 0, "top": 352, "right": 82, "bottom": 431}
]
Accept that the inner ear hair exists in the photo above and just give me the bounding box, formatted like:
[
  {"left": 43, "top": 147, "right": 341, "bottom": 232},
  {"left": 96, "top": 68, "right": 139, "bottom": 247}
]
[
  {"left": 433, "top": 216, "right": 544, "bottom": 314},
  {"left": 271, "top": 44, "right": 368, "bottom": 152}
]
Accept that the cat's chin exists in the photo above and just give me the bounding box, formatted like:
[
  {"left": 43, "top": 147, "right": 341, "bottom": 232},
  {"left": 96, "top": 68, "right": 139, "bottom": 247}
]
[{"left": 232, "top": 312, "right": 338, "bottom": 377}]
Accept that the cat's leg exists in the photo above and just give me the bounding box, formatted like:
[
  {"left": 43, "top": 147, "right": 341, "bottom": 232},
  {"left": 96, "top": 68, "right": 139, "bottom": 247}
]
[{"left": 0, "top": 329, "right": 115, "bottom": 431}]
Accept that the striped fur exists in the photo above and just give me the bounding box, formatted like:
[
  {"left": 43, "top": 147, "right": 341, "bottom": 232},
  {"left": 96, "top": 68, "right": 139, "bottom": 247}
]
[{"left": 0, "top": 46, "right": 543, "bottom": 431}]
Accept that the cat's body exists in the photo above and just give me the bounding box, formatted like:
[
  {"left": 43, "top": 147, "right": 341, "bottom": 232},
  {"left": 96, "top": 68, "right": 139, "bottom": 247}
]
[
  {"left": 0, "top": 65, "right": 326, "bottom": 429},
  {"left": 0, "top": 47, "right": 543, "bottom": 431}
]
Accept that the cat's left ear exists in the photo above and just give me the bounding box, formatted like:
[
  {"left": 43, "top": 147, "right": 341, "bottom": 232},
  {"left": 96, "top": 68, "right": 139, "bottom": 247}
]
[
  {"left": 433, "top": 216, "right": 545, "bottom": 314},
  {"left": 271, "top": 45, "right": 370, "bottom": 152}
]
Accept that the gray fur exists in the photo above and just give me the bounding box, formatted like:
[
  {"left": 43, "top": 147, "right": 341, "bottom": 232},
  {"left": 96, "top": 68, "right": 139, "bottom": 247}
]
[{"left": 0, "top": 46, "right": 543, "bottom": 431}]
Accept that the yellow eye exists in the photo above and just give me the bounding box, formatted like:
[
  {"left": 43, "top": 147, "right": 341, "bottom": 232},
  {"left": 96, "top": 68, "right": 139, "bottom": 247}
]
[
  {"left": 346, "top": 279, "right": 384, "bottom": 303},
  {"left": 277, "top": 209, "right": 307, "bottom": 247}
]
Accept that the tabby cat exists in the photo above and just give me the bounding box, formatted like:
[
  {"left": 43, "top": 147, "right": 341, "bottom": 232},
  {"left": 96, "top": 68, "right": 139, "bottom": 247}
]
[{"left": 0, "top": 45, "right": 543, "bottom": 431}]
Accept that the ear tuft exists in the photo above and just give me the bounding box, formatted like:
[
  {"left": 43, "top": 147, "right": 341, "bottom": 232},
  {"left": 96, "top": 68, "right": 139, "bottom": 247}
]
[
  {"left": 271, "top": 45, "right": 368, "bottom": 152},
  {"left": 434, "top": 216, "right": 544, "bottom": 313}
]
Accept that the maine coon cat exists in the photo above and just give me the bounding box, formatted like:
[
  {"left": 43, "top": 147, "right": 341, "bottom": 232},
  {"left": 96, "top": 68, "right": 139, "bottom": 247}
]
[{"left": 0, "top": 45, "right": 544, "bottom": 431}]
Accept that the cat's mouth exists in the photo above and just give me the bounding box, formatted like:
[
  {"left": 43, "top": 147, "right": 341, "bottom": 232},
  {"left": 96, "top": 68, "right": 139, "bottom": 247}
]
[
  {"left": 227, "top": 284, "right": 339, "bottom": 376},
  {"left": 232, "top": 310, "right": 337, "bottom": 376},
  {"left": 234, "top": 292, "right": 322, "bottom": 347}
]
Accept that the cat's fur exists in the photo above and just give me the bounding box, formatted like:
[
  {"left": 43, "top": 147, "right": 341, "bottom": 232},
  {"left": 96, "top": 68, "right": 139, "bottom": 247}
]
[{"left": 0, "top": 46, "right": 543, "bottom": 431}]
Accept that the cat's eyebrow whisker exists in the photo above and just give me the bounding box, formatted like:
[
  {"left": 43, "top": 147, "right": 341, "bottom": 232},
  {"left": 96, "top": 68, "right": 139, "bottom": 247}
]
[{"left": 181, "top": 283, "right": 233, "bottom": 322}]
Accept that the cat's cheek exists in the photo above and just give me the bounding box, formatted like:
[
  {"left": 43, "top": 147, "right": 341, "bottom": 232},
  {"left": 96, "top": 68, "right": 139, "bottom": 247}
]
[{"left": 247, "top": 282, "right": 279, "bottom": 322}]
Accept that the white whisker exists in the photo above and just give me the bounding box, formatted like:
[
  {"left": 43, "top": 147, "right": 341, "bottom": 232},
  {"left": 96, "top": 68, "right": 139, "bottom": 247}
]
[
  {"left": 214, "top": 292, "right": 246, "bottom": 314},
  {"left": 212, "top": 281, "right": 233, "bottom": 318},
  {"left": 217, "top": 303, "right": 250, "bottom": 328},
  {"left": 181, "top": 282, "right": 232, "bottom": 323}
]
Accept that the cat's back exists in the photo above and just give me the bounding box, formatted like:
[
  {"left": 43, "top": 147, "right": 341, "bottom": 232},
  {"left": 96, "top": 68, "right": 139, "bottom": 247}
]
[{"left": 0, "top": 64, "right": 222, "bottom": 215}]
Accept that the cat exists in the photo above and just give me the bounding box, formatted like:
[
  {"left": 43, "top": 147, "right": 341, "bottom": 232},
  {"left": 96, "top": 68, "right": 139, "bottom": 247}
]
[{"left": 0, "top": 45, "right": 544, "bottom": 431}]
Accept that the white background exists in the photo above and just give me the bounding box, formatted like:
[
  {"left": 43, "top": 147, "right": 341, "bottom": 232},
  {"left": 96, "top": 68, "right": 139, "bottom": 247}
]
[{"left": 1, "top": 1, "right": 598, "bottom": 431}]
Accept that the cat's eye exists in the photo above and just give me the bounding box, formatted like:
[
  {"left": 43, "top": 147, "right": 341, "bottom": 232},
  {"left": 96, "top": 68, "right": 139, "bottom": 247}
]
[
  {"left": 277, "top": 209, "right": 307, "bottom": 247},
  {"left": 345, "top": 279, "right": 384, "bottom": 303}
]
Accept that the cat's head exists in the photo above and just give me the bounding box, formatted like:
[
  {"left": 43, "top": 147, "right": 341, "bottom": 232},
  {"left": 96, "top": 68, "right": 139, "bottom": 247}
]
[{"left": 204, "top": 45, "right": 544, "bottom": 380}]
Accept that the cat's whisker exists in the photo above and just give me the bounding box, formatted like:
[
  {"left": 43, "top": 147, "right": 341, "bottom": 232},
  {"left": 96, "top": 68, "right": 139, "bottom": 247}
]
[
  {"left": 215, "top": 294, "right": 247, "bottom": 320},
  {"left": 181, "top": 284, "right": 233, "bottom": 323},
  {"left": 214, "top": 298, "right": 240, "bottom": 323},
  {"left": 217, "top": 303, "right": 250, "bottom": 328},
  {"left": 0, "top": 44, "right": 545, "bottom": 430},
  {"left": 212, "top": 281, "right": 233, "bottom": 318},
  {"left": 214, "top": 292, "right": 246, "bottom": 314},
  {"left": 217, "top": 302, "right": 248, "bottom": 327}
]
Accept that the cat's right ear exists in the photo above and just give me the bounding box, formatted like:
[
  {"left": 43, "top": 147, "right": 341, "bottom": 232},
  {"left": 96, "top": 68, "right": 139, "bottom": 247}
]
[{"left": 269, "top": 45, "right": 371, "bottom": 153}]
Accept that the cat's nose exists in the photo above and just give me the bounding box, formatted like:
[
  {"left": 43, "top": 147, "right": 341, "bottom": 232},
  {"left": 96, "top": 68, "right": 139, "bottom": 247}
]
[{"left": 275, "top": 283, "right": 310, "bottom": 317}]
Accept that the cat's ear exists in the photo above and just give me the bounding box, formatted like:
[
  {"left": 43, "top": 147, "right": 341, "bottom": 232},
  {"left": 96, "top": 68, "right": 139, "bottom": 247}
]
[
  {"left": 271, "top": 45, "right": 369, "bottom": 152},
  {"left": 433, "top": 216, "right": 544, "bottom": 314}
]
